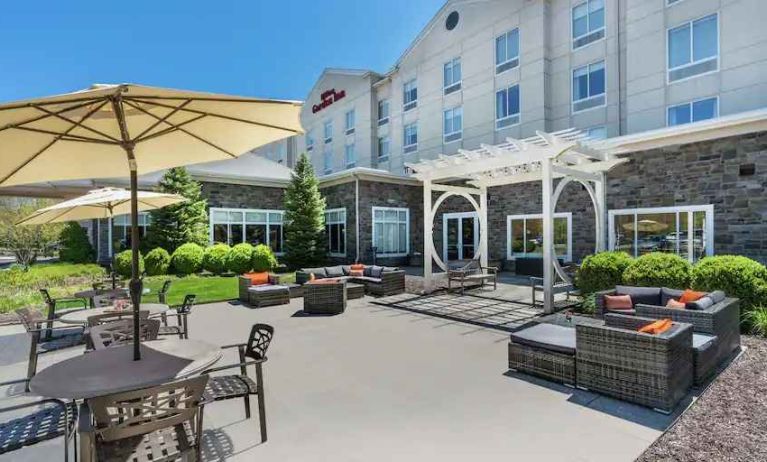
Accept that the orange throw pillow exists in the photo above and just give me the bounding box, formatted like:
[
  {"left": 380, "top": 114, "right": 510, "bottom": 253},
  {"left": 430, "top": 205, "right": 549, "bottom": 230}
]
[
  {"left": 666, "top": 299, "right": 686, "bottom": 309},
  {"left": 679, "top": 289, "right": 706, "bottom": 303},
  {"left": 309, "top": 278, "right": 339, "bottom": 285},
  {"left": 639, "top": 319, "right": 673, "bottom": 335},
  {"left": 350, "top": 270, "right": 364, "bottom": 277},
  {"left": 604, "top": 294, "right": 633, "bottom": 311},
  {"left": 351, "top": 263, "right": 365, "bottom": 271},
  {"left": 246, "top": 272, "right": 269, "bottom": 285}
]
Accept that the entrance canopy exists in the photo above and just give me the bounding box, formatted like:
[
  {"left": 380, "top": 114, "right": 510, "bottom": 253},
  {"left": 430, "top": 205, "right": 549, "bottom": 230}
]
[{"left": 406, "top": 129, "right": 626, "bottom": 313}]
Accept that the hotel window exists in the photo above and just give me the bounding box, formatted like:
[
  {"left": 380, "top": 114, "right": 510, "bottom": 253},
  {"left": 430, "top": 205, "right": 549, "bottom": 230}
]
[
  {"left": 506, "top": 213, "right": 572, "bottom": 262},
  {"left": 495, "top": 28, "right": 519, "bottom": 74},
  {"left": 378, "top": 135, "right": 390, "bottom": 162},
  {"left": 323, "top": 145, "right": 332, "bottom": 174},
  {"left": 443, "top": 57, "right": 462, "bottom": 94},
  {"left": 403, "top": 79, "right": 418, "bottom": 111},
  {"left": 378, "top": 99, "right": 390, "bottom": 126},
  {"left": 443, "top": 107, "right": 462, "bottom": 143},
  {"left": 496, "top": 84, "right": 520, "bottom": 129},
  {"left": 325, "top": 208, "right": 346, "bottom": 256},
  {"left": 112, "top": 213, "right": 150, "bottom": 254},
  {"left": 572, "top": 0, "right": 605, "bottom": 49},
  {"left": 609, "top": 205, "right": 714, "bottom": 263},
  {"left": 372, "top": 207, "right": 409, "bottom": 256},
  {"left": 210, "top": 208, "right": 285, "bottom": 254},
  {"left": 345, "top": 109, "right": 355, "bottom": 135},
  {"left": 667, "top": 97, "right": 718, "bottom": 126},
  {"left": 323, "top": 120, "right": 333, "bottom": 143},
  {"left": 344, "top": 142, "right": 356, "bottom": 169},
  {"left": 403, "top": 122, "right": 418, "bottom": 153},
  {"left": 668, "top": 14, "right": 718, "bottom": 83},
  {"left": 586, "top": 126, "right": 607, "bottom": 140},
  {"left": 305, "top": 130, "right": 314, "bottom": 152},
  {"left": 572, "top": 60, "right": 605, "bottom": 113}
]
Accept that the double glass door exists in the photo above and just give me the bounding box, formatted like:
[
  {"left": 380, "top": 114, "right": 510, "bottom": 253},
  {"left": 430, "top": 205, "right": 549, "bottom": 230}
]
[{"left": 443, "top": 212, "right": 479, "bottom": 262}]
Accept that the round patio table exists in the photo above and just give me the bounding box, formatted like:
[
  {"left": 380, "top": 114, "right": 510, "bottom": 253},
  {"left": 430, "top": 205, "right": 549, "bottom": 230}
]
[
  {"left": 73, "top": 288, "right": 128, "bottom": 300},
  {"left": 29, "top": 339, "right": 222, "bottom": 400},
  {"left": 57, "top": 303, "right": 169, "bottom": 324}
]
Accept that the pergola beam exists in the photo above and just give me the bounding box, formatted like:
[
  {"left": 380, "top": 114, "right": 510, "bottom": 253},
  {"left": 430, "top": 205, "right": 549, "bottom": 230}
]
[{"left": 551, "top": 165, "right": 602, "bottom": 182}]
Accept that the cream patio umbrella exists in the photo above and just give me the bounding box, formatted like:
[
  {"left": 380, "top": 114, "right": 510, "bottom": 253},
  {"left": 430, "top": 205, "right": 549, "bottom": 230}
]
[{"left": 0, "top": 84, "right": 303, "bottom": 359}]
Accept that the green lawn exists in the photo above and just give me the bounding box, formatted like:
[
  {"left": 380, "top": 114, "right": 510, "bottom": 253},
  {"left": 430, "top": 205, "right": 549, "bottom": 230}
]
[{"left": 142, "top": 272, "right": 296, "bottom": 307}]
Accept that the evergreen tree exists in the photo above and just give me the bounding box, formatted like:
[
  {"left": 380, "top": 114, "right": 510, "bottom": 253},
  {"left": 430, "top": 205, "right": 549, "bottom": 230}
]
[
  {"left": 145, "top": 167, "right": 209, "bottom": 253},
  {"left": 59, "top": 222, "right": 95, "bottom": 263},
  {"left": 283, "top": 153, "right": 326, "bottom": 269}
]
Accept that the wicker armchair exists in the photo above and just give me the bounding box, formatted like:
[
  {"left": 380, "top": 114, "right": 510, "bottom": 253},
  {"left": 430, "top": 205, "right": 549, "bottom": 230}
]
[
  {"left": 576, "top": 314, "right": 693, "bottom": 413},
  {"left": 366, "top": 270, "right": 406, "bottom": 296},
  {"left": 78, "top": 376, "right": 208, "bottom": 462},
  {"left": 303, "top": 281, "right": 347, "bottom": 315},
  {"left": 238, "top": 274, "right": 281, "bottom": 302}
]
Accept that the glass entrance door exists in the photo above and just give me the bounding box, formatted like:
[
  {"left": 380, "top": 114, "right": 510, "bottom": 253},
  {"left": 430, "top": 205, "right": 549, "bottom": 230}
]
[{"left": 443, "top": 212, "right": 479, "bottom": 262}]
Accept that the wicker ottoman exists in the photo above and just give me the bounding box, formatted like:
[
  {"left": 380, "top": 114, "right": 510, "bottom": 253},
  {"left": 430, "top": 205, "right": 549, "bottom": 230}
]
[
  {"left": 508, "top": 324, "right": 576, "bottom": 386},
  {"left": 303, "top": 281, "right": 346, "bottom": 315},
  {"left": 346, "top": 283, "right": 365, "bottom": 300},
  {"left": 247, "top": 285, "right": 290, "bottom": 308}
]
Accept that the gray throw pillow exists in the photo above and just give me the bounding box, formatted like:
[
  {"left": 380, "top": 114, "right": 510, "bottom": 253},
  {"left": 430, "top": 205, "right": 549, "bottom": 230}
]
[
  {"left": 687, "top": 296, "right": 714, "bottom": 311},
  {"left": 325, "top": 266, "right": 345, "bottom": 278},
  {"left": 370, "top": 265, "right": 384, "bottom": 278},
  {"left": 615, "top": 285, "right": 662, "bottom": 307},
  {"left": 708, "top": 290, "right": 726, "bottom": 304}
]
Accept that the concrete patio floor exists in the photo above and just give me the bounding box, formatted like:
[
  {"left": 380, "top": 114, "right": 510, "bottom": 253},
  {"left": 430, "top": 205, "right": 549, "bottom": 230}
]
[{"left": 0, "top": 291, "right": 677, "bottom": 462}]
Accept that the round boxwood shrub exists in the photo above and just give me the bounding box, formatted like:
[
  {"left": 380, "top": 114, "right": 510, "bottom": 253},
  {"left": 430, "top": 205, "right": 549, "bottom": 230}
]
[
  {"left": 227, "top": 243, "right": 254, "bottom": 274},
  {"left": 114, "top": 249, "right": 144, "bottom": 278},
  {"left": 251, "top": 244, "right": 278, "bottom": 272},
  {"left": 144, "top": 247, "right": 171, "bottom": 276},
  {"left": 171, "top": 243, "right": 204, "bottom": 275},
  {"left": 692, "top": 255, "right": 767, "bottom": 311},
  {"left": 576, "top": 251, "right": 634, "bottom": 294},
  {"left": 622, "top": 252, "right": 691, "bottom": 289},
  {"left": 203, "top": 243, "right": 231, "bottom": 275}
]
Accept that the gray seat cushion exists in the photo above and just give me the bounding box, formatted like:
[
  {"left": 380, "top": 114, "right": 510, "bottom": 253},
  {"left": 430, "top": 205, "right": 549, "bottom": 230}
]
[
  {"left": 509, "top": 324, "right": 576, "bottom": 355},
  {"left": 303, "top": 267, "right": 327, "bottom": 279},
  {"left": 248, "top": 284, "right": 289, "bottom": 293},
  {"left": 325, "top": 266, "right": 345, "bottom": 278},
  {"left": 615, "top": 285, "right": 662, "bottom": 307},
  {"left": 351, "top": 276, "right": 382, "bottom": 284},
  {"left": 687, "top": 296, "right": 715, "bottom": 311}
]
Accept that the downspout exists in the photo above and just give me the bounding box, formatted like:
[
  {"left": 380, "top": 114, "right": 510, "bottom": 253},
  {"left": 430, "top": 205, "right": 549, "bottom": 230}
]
[{"left": 355, "top": 173, "right": 360, "bottom": 263}]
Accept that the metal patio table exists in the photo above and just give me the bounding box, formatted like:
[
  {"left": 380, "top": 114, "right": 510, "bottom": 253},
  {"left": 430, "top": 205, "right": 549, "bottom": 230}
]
[
  {"left": 57, "top": 303, "right": 169, "bottom": 325},
  {"left": 28, "top": 339, "right": 222, "bottom": 400}
]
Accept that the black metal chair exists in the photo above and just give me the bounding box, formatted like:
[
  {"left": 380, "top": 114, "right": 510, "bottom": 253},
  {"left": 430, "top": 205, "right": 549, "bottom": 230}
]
[
  {"left": 39, "top": 289, "right": 87, "bottom": 341},
  {"left": 0, "top": 380, "right": 77, "bottom": 462},
  {"left": 158, "top": 294, "right": 195, "bottom": 339},
  {"left": 202, "top": 324, "right": 274, "bottom": 442}
]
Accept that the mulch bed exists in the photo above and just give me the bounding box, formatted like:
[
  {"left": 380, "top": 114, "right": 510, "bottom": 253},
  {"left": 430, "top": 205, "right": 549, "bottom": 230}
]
[{"left": 637, "top": 335, "right": 767, "bottom": 462}]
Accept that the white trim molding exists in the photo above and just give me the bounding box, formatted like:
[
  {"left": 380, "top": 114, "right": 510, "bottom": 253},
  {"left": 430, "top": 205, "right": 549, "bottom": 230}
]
[{"left": 325, "top": 207, "right": 347, "bottom": 257}]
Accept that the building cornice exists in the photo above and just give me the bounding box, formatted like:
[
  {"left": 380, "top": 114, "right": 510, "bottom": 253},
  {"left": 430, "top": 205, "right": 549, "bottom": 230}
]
[{"left": 319, "top": 167, "right": 421, "bottom": 188}]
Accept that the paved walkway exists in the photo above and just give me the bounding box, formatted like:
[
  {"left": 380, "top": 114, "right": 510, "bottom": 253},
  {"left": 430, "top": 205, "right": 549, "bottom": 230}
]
[{"left": 0, "top": 295, "right": 675, "bottom": 462}]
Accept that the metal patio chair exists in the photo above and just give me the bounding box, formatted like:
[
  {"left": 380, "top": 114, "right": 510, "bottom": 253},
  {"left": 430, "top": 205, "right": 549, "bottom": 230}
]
[
  {"left": 39, "top": 288, "right": 88, "bottom": 341},
  {"left": 89, "top": 318, "right": 161, "bottom": 350},
  {"left": 158, "top": 294, "right": 195, "bottom": 339}
]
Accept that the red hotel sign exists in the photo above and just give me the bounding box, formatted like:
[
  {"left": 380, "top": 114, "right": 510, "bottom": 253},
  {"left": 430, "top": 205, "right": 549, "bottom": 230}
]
[{"left": 312, "top": 89, "right": 346, "bottom": 114}]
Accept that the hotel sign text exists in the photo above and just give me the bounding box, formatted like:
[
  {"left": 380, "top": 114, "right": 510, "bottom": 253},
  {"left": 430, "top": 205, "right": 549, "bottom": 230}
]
[{"left": 312, "top": 89, "right": 346, "bottom": 114}]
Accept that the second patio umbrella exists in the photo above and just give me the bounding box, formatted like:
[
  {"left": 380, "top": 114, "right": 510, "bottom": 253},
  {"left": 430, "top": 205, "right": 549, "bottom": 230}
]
[{"left": 0, "top": 83, "right": 303, "bottom": 359}]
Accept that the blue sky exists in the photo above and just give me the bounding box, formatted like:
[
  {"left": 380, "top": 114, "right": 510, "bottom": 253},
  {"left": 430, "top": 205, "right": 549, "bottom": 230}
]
[{"left": 0, "top": 0, "right": 445, "bottom": 102}]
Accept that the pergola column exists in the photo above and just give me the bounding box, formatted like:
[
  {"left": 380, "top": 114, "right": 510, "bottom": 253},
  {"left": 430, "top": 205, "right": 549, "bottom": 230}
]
[
  {"left": 541, "top": 158, "right": 555, "bottom": 314},
  {"left": 594, "top": 172, "right": 607, "bottom": 252},
  {"left": 423, "top": 179, "right": 433, "bottom": 289},
  {"left": 479, "top": 185, "right": 488, "bottom": 268}
]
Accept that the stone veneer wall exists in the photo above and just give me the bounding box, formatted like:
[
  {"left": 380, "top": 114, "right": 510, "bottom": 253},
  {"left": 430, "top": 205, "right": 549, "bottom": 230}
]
[
  {"left": 320, "top": 181, "right": 358, "bottom": 264},
  {"left": 200, "top": 181, "right": 286, "bottom": 210}
]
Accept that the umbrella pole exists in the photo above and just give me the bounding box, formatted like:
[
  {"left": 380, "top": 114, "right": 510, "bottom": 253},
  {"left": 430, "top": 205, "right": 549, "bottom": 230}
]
[{"left": 129, "top": 165, "right": 143, "bottom": 361}]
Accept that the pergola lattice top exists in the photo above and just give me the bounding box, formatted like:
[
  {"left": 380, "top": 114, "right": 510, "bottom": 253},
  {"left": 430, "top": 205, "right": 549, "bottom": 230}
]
[{"left": 406, "top": 129, "right": 626, "bottom": 186}]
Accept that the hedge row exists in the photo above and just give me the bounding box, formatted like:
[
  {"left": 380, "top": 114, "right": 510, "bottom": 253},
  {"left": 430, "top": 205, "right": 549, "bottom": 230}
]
[{"left": 113, "top": 242, "right": 278, "bottom": 277}]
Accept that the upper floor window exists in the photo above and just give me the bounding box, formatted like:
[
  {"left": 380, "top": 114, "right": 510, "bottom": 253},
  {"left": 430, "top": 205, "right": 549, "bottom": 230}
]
[
  {"left": 377, "top": 135, "right": 390, "bottom": 162},
  {"left": 496, "top": 84, "right": 520, "bottom": 130},
  {"left": 443, "top": 57, "right": 462, "bottom": 94},
  {"left": 572, "top": 0, "right": 605, "bottom": 49},
  {"left": 403, "top": 79, "right": 418, "bottom": 111},
  {"left": 668, "top": 14, "right": 718, "bottom": 83},
  {"left": 495, "top": 28, "right": 520, "bottom": 74},
  {"left": 344, "top": 142, "right": 356, "bottom": 168},
  {"left": 403, "top": 122, "right": 418, "bottom": 154},
  {"left": 305, "top": 130, "right": 314, "bottom": 152},
  {"left": 572, "top": 60, "right": 605, "bottom": 113},
  {"left": 323, "top": 120, "right": 333, "bottom": 143},
  {"left": 344, "top": 109, "right": 355, "bottom": 135},
  {"left": 443, "top": 107, "right": 463, "bottom": 143},
  {"left": 378, "top": 99, "right": 390, "bottom": 126},
  {"left": 667, "top": 97, "right": 718, "bottom": 126},
  {"left": 323, "top": 145, "right": 332, "bottom": 174},
  {"left": 586, "top": 126, "right": 607, "bottom": 140}
]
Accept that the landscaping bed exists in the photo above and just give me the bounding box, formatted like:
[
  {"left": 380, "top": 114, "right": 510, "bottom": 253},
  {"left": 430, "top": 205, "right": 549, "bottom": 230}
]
[{"left": 637, "top": 335, "right": 767, "bottom": 462}]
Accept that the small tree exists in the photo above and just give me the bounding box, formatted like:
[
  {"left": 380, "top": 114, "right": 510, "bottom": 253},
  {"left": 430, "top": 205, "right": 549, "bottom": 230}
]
[
  {"left": 145, "top": 167, "right": 209, "bottom": 253},
  {"left": 283, "top": 153, "right": 326, "bottom": 269},
  {"left": 59, "top": 222, "right": 95, "bottom": 263},
  {"left": 0, "top": 198, "right": 64, "bottom": 267}
]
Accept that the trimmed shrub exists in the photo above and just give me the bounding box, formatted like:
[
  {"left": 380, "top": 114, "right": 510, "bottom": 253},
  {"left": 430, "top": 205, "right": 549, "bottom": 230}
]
[
  {"left": 114, "top": 250, "right": 144, "bottom": 278},
  {"left": 576, "top": 251, "right": 634, "bottom": 294},
  {"left": 203, "top": 243, "right": 231, "bottom": 275},
  {"left": 171, "top": 243, "right": 204, "bottom": 275},
  {"left": 252, "top": 244, "right": 278, "bottom": 272},
  {"left": 227, "top": 243, "right": 254, "bottom": 274},
  {"left": 59, "top": 222, "right": 95, "bottom": 263},
  {"left": 622, "top": 252, "right": 691, "bottom": 289},
  {"left": 691, "top": 255, "right": 767, "bottom": 311},
  {"left": 145, "top": 247, "right": 171, "bottom": 276}
]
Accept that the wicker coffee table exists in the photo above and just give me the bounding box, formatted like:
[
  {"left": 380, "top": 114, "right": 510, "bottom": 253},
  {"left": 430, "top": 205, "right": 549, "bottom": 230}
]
[
  {"left": 303, "top": 281, "right": 346, "bottom": 315},
  {"left": 247, "top": 285, "right": 290, "bottom": 308},
  {"left": 346, "top": 283, "right": 365, "bottom": 300}
]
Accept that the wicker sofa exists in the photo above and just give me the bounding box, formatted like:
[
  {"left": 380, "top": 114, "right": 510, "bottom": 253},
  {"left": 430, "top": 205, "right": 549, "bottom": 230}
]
[{"left": 295, "top": 265, "right": 405, "bottom": 296}]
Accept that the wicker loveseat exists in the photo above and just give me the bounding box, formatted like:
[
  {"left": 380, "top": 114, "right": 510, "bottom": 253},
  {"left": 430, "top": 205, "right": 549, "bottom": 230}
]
[
  {"left": 296, "top": 265, "right": 405, "bottom": 296},
  {"left": 238, "top": 274, "right": 290, "bottom": 308}
]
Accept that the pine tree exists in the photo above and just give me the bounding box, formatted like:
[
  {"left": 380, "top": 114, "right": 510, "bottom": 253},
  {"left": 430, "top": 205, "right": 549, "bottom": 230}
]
[
  {"left": 283, "top": 153, "right": 327, "bottom": 269},
  {"left": 59, "top": 222, "right": 95, "bottom": 263},
  {"left": 145, "top": 167, "right": 209, "bottom": 253}
]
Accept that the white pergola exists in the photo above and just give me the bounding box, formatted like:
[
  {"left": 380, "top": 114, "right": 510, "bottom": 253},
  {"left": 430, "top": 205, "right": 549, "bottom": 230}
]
[{"left": 406, "top": 129, "right": 627, "bottom": 314}]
